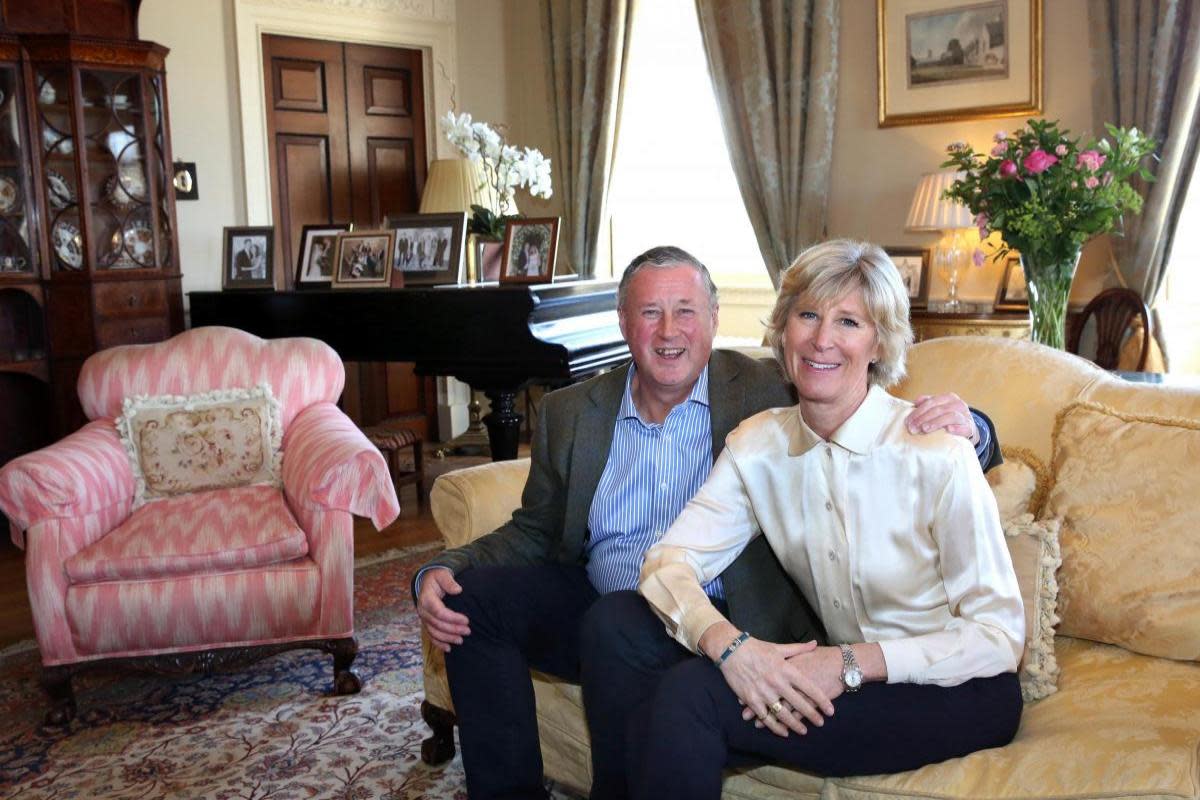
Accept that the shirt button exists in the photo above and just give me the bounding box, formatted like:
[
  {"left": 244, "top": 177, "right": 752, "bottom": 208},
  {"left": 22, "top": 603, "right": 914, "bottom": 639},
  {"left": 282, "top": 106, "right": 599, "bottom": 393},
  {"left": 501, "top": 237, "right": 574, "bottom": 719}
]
[
  {"left": 825, "top": 446, "right": 832, "bottom": 457},
  {"left": 828, "top": 551, "right": 836, "bottom": 561},
  {"left": 833, "top": 599, "right": 841, "bottom": 609},
  {"left": 659, "top": 481, "right": 668, "bottom": 491},
  {"left": 825, "top": 501, "right": 832, "bottom": 511}
]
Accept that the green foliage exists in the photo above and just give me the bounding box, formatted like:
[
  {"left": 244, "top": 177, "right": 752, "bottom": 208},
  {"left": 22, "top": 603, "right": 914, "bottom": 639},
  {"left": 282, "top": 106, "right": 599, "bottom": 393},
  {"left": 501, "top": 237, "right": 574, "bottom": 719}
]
[{"left": 941, "top": 119, "right": 1157, "bottom": 266}]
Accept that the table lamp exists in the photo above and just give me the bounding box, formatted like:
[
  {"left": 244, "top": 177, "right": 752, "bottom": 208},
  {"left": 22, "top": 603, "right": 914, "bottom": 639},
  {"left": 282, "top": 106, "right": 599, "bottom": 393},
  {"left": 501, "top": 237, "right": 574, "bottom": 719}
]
[
  {"left": 418, "top": 158, "right": 501, "bottom": 215},
  {"left": 905, "top": 169, "right": 973, "bottom": 310}
]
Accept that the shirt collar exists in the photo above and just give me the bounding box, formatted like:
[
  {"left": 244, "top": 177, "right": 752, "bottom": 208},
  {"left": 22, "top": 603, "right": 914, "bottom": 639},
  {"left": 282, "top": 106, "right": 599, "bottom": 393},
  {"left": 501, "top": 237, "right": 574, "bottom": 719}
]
[
  {"left": 618, "top": 363, "right": 711, "bottom": 423},
  {"left": 788, "top": 384, "right": 892, "bottom": 457}
]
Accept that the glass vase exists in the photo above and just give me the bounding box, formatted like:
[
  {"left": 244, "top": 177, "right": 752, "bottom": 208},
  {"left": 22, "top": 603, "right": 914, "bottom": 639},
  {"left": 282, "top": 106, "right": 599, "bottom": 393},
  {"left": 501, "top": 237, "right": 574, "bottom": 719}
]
[{"left": 1020, "top": 249, "right": 1081, "bottom": 349}]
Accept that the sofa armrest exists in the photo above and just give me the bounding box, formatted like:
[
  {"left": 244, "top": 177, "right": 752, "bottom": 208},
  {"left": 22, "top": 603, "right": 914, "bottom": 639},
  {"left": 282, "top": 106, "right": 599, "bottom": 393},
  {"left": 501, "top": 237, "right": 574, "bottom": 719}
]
[
  {"left": 282, "top": 402, "right": 400, "bottom": 530},
  {"left": 429, "top": 458, "right": 531, "bottom": 548},
  {"left": 0, "top": 420, "right": 134, "bottom": 547}
]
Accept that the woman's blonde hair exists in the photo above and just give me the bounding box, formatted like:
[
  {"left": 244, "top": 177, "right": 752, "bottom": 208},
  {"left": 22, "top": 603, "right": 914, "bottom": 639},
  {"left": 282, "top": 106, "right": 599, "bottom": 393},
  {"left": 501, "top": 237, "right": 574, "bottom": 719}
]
[{"left": 765, "top": 239, "right": 914, "bottom": 388}]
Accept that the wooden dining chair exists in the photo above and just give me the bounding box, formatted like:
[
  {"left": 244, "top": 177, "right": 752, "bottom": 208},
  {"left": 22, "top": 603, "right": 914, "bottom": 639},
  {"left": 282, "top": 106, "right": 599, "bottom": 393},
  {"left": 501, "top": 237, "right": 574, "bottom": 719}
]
[{"left": 1068, "top": 288, "right": 1153, "bottom": 371}]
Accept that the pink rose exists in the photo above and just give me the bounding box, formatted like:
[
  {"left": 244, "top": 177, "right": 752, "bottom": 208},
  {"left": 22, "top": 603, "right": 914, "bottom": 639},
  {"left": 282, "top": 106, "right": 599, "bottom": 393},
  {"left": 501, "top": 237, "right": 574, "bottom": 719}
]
[
  {"left": 1055, "top": 144, "right": 1068, "bottom": 157},
  {"left": 993, "top": 130, "right": 1008, "bottom": 143},
  {"left": 1084, "top": 176, "right": 1100, "bottom": 189},
  {"left": 973, "top": 248, "right": 986, "bottom": 267},
  {"left": 1076, "top": 150, "right": 1106, "bottom": 171},
  {"left": 999, "top": 159, "right": 1019, "bottom": 178},
  {"left": 1023, "top": 149, "right": 1059, "bottom": 174},
  {"left": 990, "top": 141, "right": 1008, "bottom": 156}
]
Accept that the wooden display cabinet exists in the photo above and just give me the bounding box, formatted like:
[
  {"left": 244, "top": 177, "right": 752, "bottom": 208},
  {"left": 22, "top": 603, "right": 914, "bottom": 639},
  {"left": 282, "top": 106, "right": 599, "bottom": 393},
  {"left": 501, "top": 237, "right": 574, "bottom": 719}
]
[{"left": 0, "top": 24, "right": 182, "bottom": 456}]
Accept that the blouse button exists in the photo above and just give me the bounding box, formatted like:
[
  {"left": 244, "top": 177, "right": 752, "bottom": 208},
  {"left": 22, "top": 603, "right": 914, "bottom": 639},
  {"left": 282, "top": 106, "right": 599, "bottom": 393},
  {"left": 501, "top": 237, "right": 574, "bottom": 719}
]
[
  {"left": 833, "top": 599, "right": 841, "bottom": 609},
  {"left": 825, "top": 501, "right": 833, "bottom": 511},
  {"left": 828, "top": 550, "right": 836, "bottom": 561}
]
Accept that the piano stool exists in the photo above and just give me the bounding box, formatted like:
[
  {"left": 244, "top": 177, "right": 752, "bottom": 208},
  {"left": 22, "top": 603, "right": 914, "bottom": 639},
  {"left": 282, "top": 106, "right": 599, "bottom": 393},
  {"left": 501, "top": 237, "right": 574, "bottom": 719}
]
[{"left": 361, "top": 422, "right": 425, "bottom": 509}]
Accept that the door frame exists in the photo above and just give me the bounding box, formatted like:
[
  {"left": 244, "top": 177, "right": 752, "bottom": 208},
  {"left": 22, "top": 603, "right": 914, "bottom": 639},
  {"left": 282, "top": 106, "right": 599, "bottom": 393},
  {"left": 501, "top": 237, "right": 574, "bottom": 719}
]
[{"left": 233, "top": 0, "right": 457, "bottom": 227}]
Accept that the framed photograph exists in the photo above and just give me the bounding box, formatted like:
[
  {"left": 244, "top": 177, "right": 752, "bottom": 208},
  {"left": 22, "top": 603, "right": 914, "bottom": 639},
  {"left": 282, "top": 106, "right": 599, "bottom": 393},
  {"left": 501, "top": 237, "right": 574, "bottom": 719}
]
[
  {"left": 876, "top": 0, "right": 1042, "bottom": 127},
  {"left": 295, "top": 223, "right": 349, "bottom": 287},
  {"left": 222, "top": 226, "right": 274, "bottom": 290},
  {"left": 500, "top": 217, "right": 560, "bottom": 284},
  {"left": 384, "top": 212, "right": 467, "bottom": 286},
  {"left": 885, "top": 246, "right": 930, "bottom": 309},
  {"left": 995, "top": 254, "right": 1028, "bottom": 309},
  {"left": 331, "top": 229, "right": 395, "bottom": 289}
]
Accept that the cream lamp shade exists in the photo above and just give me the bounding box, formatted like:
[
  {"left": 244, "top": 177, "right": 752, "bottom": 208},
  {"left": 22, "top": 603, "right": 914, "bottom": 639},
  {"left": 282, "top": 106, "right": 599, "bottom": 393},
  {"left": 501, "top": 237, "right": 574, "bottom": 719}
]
[
  {"left": 418, "top": 158, "right": 504, "bottom": 215},
  {"left": 905, "top": 169, "right": 973, "bottom": 231}
]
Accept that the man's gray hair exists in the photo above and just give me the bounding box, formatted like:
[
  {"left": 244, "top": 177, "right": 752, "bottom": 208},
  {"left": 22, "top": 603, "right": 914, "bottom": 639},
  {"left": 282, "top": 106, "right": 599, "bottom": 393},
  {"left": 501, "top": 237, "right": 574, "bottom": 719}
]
[
  {"left": 765, "top": 239, "right": 914, "bottom": 388},
  {"left": 616, "top": 246, "right": 719, "bottom": 311}
]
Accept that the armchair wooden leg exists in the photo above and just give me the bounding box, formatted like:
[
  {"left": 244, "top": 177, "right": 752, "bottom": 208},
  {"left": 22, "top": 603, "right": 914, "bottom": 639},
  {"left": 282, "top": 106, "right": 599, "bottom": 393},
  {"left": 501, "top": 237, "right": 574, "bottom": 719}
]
[
  {"left": 42, "top": 666, "right": 77, "bottom": 726},
  {"left": 329, "top": 637, "right": 362, "bottom": 695},
  {"left": 420, "top": 699, "right": 457, "bottom": 765}
]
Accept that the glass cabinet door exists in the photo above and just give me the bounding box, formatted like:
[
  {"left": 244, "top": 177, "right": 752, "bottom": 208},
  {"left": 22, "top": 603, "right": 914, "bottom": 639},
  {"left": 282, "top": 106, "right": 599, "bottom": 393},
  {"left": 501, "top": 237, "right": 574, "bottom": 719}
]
[
  {"left": 79, "top": 68, "right": 160, "bottom": 271},
  {"left": 0, "top": 64, "right": 35, "bottom": 277},
  {"left": 35, "top": 67, "right": 83, "bottom": 273}
]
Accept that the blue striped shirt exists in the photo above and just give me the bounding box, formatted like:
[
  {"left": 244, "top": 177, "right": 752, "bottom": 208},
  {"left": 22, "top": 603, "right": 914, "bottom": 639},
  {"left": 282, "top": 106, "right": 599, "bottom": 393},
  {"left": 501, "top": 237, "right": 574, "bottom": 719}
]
[{"left": 586, "top": 365, "right": 724, "bottom": 598}]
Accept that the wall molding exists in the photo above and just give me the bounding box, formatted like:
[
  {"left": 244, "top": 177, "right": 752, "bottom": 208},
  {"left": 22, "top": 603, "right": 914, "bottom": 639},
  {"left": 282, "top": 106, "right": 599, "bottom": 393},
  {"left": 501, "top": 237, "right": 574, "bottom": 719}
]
[{"left": 232, "top": 0, "right": 457, "bottom": 224}]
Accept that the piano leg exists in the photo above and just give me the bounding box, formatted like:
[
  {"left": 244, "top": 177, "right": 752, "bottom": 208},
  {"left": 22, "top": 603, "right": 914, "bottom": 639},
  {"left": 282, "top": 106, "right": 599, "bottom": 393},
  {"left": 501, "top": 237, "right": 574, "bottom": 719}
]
[{"left": 482, "top": 388, "right": 522, "bottom": 460}]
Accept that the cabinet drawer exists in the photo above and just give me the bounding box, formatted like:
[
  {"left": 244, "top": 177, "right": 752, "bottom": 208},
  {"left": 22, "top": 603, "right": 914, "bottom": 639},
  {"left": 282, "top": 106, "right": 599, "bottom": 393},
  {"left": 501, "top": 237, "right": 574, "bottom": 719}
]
[
  {"left": 97, "top": 316, "right": 170, "bottom": 349},
  {"left": 94, "top": 281, "right": 168, "bottom": 319}
]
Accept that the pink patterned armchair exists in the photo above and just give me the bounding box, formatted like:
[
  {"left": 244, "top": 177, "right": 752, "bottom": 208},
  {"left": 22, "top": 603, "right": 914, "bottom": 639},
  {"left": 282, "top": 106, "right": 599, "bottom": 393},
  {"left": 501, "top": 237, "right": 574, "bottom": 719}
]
[{"left": 0, "top": 326, "right": 400, "bottom": 723}]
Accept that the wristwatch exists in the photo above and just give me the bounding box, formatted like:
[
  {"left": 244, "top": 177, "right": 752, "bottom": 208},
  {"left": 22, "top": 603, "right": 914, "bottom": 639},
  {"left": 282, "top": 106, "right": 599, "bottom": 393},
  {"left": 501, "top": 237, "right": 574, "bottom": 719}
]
[{"left": 839, "top": 644, "right": 863, "bottom": 692}]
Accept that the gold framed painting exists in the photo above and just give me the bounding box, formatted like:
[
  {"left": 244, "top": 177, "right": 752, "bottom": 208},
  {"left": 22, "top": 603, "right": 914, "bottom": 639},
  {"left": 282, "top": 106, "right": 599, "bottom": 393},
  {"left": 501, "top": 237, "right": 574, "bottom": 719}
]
[{"left": 877, "top": 0, "right": 1042, "bottom": 127}]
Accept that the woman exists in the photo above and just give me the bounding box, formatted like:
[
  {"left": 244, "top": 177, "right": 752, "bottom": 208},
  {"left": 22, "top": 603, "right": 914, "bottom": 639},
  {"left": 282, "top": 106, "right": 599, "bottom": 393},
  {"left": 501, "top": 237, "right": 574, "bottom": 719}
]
[{"left": 632, "top": 239, "right": 1024, "bottom": 797}]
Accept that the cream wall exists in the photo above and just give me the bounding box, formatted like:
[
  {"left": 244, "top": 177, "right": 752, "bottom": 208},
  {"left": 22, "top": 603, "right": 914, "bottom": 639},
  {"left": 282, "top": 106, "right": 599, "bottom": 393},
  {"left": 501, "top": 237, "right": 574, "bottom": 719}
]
[
  {"left": 829, "top": 0, "right": 1107, "bottom": 306},
  {"left": 138, "top": 0, "right": 243, "bottom": 296}
]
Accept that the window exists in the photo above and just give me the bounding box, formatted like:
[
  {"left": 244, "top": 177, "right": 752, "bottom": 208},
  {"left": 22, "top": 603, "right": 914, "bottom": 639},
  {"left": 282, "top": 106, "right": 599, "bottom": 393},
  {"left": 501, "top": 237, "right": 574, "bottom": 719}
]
[
  {"left": 606, "top": 0, "right": 769, "bottom": 288},
  {"left": 1160, "top": 155, "right": 1200, "bottom": 374}
]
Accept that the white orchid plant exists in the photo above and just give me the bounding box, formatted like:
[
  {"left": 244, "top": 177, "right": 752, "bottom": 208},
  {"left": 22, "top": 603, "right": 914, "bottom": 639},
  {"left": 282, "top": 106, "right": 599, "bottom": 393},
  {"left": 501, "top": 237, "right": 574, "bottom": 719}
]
[{"left": 442, "top": 111, "right": 553, "bottom": 239}]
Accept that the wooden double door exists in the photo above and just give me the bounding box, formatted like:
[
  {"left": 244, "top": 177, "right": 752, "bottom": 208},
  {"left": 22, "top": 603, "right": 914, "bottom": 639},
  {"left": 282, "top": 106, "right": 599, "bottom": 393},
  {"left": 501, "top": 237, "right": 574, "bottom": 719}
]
[
  {"left": 263, "top": 33, "right": 427, "bottom": 284},
  {"left": 262, "top": 34, "right": 434, "bottom": 436}
]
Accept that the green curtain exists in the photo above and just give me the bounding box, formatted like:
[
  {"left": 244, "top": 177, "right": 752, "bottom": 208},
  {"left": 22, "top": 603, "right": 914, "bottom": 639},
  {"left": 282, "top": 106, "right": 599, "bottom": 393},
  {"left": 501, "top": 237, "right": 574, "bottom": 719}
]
[
  {"left": 543, "top": 0, "right": 636, "bottom": 278},
  {"left": 1090, "top": 0, "right": 1200, "bottom": 363},
  {"left": 694, "top": 0, "right": 839, "bottom": 288}
]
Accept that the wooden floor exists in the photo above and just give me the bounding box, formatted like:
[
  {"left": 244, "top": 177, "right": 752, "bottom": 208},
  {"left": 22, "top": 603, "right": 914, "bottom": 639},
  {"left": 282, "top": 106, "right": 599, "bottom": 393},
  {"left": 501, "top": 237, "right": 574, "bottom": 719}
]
[{"left": 0, "top": 483, "right": 442, "bottom": 651}]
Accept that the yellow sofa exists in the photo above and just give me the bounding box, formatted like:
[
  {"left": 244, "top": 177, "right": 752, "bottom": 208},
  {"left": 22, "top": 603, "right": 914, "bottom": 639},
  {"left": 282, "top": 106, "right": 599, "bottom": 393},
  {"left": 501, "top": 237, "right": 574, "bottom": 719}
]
[{"left": 421, "top": 336, "right": 1200, "bottom": 800}]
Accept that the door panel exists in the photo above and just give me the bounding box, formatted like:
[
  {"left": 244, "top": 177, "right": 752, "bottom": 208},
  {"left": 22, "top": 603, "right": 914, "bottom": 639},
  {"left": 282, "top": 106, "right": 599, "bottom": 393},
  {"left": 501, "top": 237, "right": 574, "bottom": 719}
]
[
  {"left": 261, "top": 34, "right": 434, "bottom": 441},
  {"left": 365, "top": 138, "right": 415, "bottom": 230},
  {"left": 278, "top": 135, "right": 333, "bottom": 243},
  {"left": 262, "top": 35, "right": 350, "bottom": 287},
  {"left": 345, "top": 42, "right": 425, "bottom": 226}
]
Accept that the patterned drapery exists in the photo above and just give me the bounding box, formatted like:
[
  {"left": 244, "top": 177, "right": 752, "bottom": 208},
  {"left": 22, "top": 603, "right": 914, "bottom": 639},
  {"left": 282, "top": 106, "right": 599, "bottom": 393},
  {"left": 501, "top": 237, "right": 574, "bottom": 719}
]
[
  {"left": 695, "top": 0, "right": 839, "bottom": 288},
  {"left": 1090, "top": 0, "right": 1200, "bottom": 363},
  {"left": 543, "top": 0, "right": 635, "bottom": 278}
]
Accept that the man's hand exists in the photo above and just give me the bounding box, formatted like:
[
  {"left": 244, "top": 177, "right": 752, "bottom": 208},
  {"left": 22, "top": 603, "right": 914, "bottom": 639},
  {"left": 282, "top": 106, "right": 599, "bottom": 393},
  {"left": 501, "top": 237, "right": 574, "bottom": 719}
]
[
  {"left": 416, "top": 568, "right": 471, "bottom": 653},
  {"left": 719, "top": 638, "right": 836, "bottom": 738},
  {"left": 907, "top": 393, "right": 979, "bottom": 445}
]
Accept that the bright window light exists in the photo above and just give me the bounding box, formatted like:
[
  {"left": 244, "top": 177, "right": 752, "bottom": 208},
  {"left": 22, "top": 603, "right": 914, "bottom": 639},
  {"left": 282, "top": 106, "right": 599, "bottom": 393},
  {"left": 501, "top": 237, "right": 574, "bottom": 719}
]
[
  {"left": 606, "top": 0, "right": 769, "bottom": 286},
  {"left": 1161, "top": 156, "right": 1200, "bottom": 374}
]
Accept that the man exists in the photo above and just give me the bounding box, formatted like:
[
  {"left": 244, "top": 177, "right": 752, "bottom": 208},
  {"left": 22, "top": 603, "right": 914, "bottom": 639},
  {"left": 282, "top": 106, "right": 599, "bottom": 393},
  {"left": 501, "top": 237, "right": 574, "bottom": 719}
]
[{"left": 415, "top": 246, "right": 998, "bottom": 799}]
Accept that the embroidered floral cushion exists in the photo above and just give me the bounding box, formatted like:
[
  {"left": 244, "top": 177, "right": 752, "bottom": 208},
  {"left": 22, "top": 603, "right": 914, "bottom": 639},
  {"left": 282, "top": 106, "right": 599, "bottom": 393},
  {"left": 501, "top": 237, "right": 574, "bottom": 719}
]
[
  {"left": 1004, "top": 515, "right": 1062, "bottom": 701},
  {"left": 116, "top": 383, "right": 283, "bottom": 507}
]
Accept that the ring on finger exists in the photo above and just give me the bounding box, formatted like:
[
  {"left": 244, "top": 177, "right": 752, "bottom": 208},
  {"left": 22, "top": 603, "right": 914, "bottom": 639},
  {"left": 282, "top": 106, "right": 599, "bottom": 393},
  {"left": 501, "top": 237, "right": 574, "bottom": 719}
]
[{"left": 767, "top": 699, "right": 784, "bottom": 719}]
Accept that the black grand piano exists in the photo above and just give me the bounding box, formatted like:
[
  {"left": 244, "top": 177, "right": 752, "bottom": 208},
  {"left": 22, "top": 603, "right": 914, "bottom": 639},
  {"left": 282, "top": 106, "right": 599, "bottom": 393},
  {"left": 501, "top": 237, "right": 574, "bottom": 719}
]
[{"left": 188, "top": 280, "right": 630, "bottom": 460}]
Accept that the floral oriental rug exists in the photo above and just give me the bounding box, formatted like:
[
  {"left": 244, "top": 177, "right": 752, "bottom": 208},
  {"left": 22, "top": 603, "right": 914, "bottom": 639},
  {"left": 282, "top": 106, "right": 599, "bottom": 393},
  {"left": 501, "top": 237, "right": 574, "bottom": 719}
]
[{"left": 0, "top": 543, "right": 579, "bottom": 800}]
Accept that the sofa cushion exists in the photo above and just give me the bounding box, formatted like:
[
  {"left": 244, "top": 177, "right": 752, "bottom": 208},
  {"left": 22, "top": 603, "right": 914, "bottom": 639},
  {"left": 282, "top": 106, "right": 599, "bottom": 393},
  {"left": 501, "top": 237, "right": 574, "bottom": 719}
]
[
  {"left": 1046, "top": 401, "right": 1200, "bottom": 661},
  {"left": 116, "top": 384, "right": 283, "bottom": 507},
  {"left": 1004, "top": 516, "right": 1062, "bottom": 701},
  {"left": 802, "top": 637, "right": 1200, "bottom": 800},
  {"left": 66, "top": 485, "right": 308, "bottom": 584},
  {"left": 986, "top": 461, "right": 1037, "bottom": 523}
]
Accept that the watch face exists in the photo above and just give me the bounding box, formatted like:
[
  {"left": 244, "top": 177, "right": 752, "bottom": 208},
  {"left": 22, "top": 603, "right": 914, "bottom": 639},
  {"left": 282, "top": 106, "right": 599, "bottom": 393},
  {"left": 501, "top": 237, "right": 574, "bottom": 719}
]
[{"left": 845, "top": 667, "right": 863, "bottom": 689}]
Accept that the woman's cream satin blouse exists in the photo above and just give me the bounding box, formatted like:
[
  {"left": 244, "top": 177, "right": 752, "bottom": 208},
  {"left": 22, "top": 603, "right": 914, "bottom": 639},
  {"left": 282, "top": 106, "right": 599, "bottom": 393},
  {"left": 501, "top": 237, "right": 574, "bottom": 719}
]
[{"left": 639, "top": 385, "right": 1025, "bottom": 687}]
